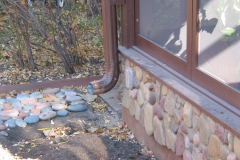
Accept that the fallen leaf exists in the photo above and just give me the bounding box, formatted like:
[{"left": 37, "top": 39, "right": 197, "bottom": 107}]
[{"left": 37, "top": 128, "right": 51, "bottom": 131}]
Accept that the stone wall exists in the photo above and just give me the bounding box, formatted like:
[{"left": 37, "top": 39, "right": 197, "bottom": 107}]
[{"left": 117, "top": 56, "right": 240, "bottom": 160}]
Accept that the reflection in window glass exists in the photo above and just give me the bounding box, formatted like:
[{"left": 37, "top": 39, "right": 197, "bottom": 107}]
[
  {"left": 198, "top": 0, "right": 240, "bottom": 92},
  {"left": 139, "top": 0, "right": 187, "bottom": 60}
]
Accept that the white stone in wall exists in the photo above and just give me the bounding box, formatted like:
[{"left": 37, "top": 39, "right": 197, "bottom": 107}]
[
  {"left": 143, "top": 82, "right": 152, "bottom": 100},
  {"left": 161, "top": 85, "right": 168, "bottom": 96},
  {"left": 130, "top": 89, "right": 138, "bottom": 99},
  {"left": 199, "top": 114, "right": 212, "bottom": 146},
  {"left": 188, "top": 129, "right": 195, "bottom": 143},
  {"left": 233, "top": 136, "right": 240, "bottom": 159},
  {"left": 135, "top": 100, "right": 141, "bottom": 121},
  {"left": 183, "top": 102, "right": 193, "bottom": 128},
  {"left": 193, "top": 133, "right": 200, "bottom": 147},
  {"left": 125, "top": 59, "right": 130, "bottom": 70},
  {"left": 122, "top": 89, "right": 130, "bottom": 108},
  {"left": 207, "top": 116, "right": 216, "bottom": 134},
  {"left": 175, "top": 94, "right": 184, "bottom": 109},
  {"left": 133, "top": 77, "right": 140, "bottom": 89},
  {"left": 228, "top": 132, "right": 234, "bottom": 151},
  {"left": 193, "top": 106, "right": 201, "bottom": 116},
  {"left": 144, "top": 103, "right": 154, "bottom": 136},
  {"left": 164, "top": 90, "right": 175, "bottom": 116},
  {"left": 219, "top": 145, "right": 230, "bottom": 160},
  {"left": 208, "top": 135, "right": 221, "bottom": 159},
  {"left": 142, "top": 71, "right": 148, "bottom": 83},
  {"left": 139, "top": 104, "right": 146, "bottom": 127},
  {"left": 134, "top": 66, "right": 143, "bottom": 82},
  {"left": 227, "top": 152, "right": 237, "bottom": 160},
  {"left": 192, "top": 115, "right": 199, "bottom": 132},
  {"left": 163, "top": 113, "right": 172, "bottom": 130},
  {"left": 140, "top": 82, "right": 146, "bottom": 99},
  {"left": 137, "top": 89, "right": 144, "bottom": 107},
  {"left": 192, "top": 148, "right": 203, "bottom": 160},
  {"left": 183, "top": 150, "right": 192, "bottom": 160},
  {"left": 185, "top": 136, "right": 191, "bottom": 150},
  {"left": 166, "top": 129, "right": 176, "bottom": 152},
  {"left": 129, "top": 98, "right": 136, "bottom": 116},
  {"left": 153, "top": 115, "right": 166, "bottom": 146},
  {"left": 130, "top": 61, "right": 135, "bottom": 67}
]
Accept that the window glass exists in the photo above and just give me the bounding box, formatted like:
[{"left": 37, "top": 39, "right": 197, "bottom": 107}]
[
  {"left": 198, "top": 0, "right": 240, "bottom": 91},
  {"left": 139, "top": 0, "right": 187, "bottom": 60}
]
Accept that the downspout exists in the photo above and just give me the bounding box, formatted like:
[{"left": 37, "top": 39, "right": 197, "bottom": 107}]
[{"left": 88, "top": 0, "right": 121, "bottom": 95}]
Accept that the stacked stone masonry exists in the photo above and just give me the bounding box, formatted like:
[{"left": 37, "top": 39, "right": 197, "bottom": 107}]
[{"left": 117, "top": 56, "right": 240, "bottom": 160}]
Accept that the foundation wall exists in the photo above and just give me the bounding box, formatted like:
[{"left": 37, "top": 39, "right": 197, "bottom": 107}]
[{"left": 116, "top": 55, "right": 240, "bottom": 160}]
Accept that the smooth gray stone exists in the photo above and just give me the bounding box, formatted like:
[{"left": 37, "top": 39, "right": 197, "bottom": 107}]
[
  {"left": 15, "top": 119, "right": 27, "bottom": 128},
  {"left": 5, "top": 119, "right": 16, "bottom": 128},
  {"left": 0, "top": 120, "right": 3, "bottom": 125},
  {"left": 57, "top": 110, "right": 69, "bottom": 117},
  {"left": 23, "top": 104, "right": 35, "bottom": 111},
  {"left": 65, "top": 91, "right": 77, "bottom": 96},
  {"left": 12, "top": 102, "right": 24, "bottom": 108},
  {"left": 71, "top": 101, "right": 85, "bottom": 105},
  {"left": 0, "top": 99, "right": 6, "bottom": 104},
  {"left": 39, "top": 111, "right": 57, "bottom": 120},
  {"left": 41, "top": 106, "right": 53, "bottom": 113},
  {"left": 67, "top": 104, "right": 87, "bottom": 112},
  {"left": 24, "top": 115, "right": 40, "bottom": 124},
  {"left": 6, "top": 98, "right": 20, "bottom": 103},
  {"left": 55, "top": 92, "right": 66, "bottom": 98},
  {"left": 16, "top": 94, "right": 29, "bottom": 100},
  {"left": 30, "top": 92, "right": 43, "bottom": 99},
  {"left": 65, "top": 96, "right": 82, "bottom": 102}
]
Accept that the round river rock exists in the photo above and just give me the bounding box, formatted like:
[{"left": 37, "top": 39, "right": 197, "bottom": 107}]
[
  {"left": 24, "top": 115, "right": 40, "bottom": 124},
  {"left": 57, "top": 110, "right": 69, "bottom": 117},
  {"left": 39, "top": 111, "right": 57, "bottom": 120},
  {"left": 67, "top": 104, "right": 87, "bottom": 112}
]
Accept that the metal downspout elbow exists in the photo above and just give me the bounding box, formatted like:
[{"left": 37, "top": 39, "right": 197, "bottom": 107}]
[{"left": 88, "top": 0, "right": 119, "bottom": 95}]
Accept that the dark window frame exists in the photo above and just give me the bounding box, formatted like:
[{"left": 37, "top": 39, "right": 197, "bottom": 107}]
[{"left": 120, "top": 0, "right": 240, "bottom": 110}]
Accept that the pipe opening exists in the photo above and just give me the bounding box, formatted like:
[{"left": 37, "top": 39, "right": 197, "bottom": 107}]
[{"left": 87, "top": 83, "right": 94, "bottom": 95}]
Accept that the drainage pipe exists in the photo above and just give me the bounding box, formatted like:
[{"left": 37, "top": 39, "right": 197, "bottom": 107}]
[{"left": 88, "top": 0, "right": 119, "bottom": 95}]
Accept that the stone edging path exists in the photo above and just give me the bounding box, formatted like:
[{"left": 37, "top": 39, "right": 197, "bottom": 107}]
[{"left": 0, "top": 87, "right": 98, "bottom": 130}]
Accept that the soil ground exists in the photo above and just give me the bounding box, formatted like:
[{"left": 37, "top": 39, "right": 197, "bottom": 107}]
[{"left": 0, "top": 99, "right": 156, "bottom": 160}]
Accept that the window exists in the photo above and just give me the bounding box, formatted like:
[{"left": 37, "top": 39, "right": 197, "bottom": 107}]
[{"left": 131, "top": 0, "right": 240, "bottom": 109}]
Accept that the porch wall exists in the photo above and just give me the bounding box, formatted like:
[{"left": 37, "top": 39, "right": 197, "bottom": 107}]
[{"left": 117, "top": 55, "right": 240, "bottom": 160}]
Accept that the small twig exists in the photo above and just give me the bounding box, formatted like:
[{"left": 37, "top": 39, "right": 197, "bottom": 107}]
[{"left": 30, "top": 41, "right": 57, "bottom": 53}]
